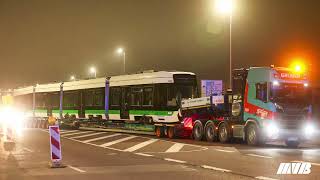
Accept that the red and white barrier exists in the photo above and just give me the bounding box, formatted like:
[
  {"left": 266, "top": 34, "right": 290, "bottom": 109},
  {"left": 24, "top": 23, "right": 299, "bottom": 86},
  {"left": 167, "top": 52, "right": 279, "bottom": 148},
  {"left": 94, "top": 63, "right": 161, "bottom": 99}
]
[{"left": 49, "top": 125, "right": 63, "bottom": 167}]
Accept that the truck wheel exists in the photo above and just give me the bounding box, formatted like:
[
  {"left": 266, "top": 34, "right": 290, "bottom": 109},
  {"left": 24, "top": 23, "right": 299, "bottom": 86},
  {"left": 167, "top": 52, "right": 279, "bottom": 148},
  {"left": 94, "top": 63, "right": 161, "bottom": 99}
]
[
  {"left": 285, "top": 140, "right": 300, "bottom": 148},
  {"left": 193, "top": 121, "right": 203, "bottom": 141},
  {"left": 168, "top": 127, "right": 175, "bottom": 139},
  {"left": 205, "top": 122, "right": 216, "bottom": 142},
  {"left": 155, "top": 126, "right": 164, "bottom": 138},
  {"left": 219, "top": 123, "right": 230, "bottom": 143},
  {"left": 246, "top": 123, "right": 260, "bottom": 146}
]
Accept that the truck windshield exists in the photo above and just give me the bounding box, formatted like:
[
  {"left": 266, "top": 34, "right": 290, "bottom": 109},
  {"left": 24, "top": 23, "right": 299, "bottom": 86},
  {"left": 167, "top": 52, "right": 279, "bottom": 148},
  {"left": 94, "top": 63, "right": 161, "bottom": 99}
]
[{"left": 270, "top": 83, "right": 311, "bottom": 105}]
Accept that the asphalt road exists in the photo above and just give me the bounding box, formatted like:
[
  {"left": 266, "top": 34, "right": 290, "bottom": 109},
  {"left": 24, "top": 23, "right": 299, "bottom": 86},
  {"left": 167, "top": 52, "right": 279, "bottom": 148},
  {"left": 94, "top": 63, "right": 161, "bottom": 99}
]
[{"left": 1, "top": 129, "right": 320, "bottom": 180}]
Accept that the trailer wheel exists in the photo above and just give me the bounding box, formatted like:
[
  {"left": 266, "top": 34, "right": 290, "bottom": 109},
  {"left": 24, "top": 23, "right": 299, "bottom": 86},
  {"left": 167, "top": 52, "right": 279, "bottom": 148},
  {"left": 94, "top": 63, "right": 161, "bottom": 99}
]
[
  {"left": 285, "top": 140, "right": 300, "bottom": 148},
  {"left": 193, "top": 121, "right": 203, "bottom": 141},
  {"left": 155, "top": 126, "right": 164, "bottom": 138},
  {"left": 246, "top": 123, "right": 260, "bottom": 146},
  {"left": 168, "top": 127, "right": 175, "bottom": 139},
  {"left": 205, "top": 122, "right": 216, "bottom": 142},
  {"left": 219, "top": 123, "right": 230, "bottom": 143}
]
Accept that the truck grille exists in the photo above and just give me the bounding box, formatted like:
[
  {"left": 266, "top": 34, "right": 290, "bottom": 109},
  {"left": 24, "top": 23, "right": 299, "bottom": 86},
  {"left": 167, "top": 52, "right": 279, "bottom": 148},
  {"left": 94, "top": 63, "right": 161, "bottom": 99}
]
[{"left": 279, "top": 114, "right": 305, "bottom": 129}]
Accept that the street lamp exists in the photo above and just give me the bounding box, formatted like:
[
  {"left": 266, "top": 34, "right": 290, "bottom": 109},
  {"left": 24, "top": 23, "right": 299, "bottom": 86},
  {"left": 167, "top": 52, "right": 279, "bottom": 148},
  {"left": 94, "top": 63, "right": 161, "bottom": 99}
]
[
  {"left": 70, "top": 75, "right": 75, "bottom": 81},
  {"left": 215, "top": 0, "right": 234, "bottom": 89},
  {"left": 117, "top": 48, "right": 126, "bottom": 74},
  {"left": 90, "top": 67, "right": 96, "bottom": 78}
]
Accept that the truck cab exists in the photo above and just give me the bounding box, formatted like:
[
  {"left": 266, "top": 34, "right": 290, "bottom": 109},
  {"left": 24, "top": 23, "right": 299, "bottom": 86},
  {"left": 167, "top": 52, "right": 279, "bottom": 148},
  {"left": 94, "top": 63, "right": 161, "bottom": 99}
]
[{"left": 233, "top": 66, "right": 314, "bottom": 147}]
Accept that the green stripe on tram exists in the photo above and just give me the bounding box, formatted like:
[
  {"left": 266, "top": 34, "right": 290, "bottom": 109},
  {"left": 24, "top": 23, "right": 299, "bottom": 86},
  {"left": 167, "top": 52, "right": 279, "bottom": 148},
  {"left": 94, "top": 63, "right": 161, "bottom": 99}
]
[{"left": 36, "top": 109, "right": 174, "bottom": 116}]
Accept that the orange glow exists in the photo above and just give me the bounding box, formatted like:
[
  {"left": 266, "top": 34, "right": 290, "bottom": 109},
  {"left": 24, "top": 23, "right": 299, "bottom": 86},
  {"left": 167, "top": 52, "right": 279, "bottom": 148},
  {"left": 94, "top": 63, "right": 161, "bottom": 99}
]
[{"left": 289, "top": 59, "right": 306, "bottom": 73}]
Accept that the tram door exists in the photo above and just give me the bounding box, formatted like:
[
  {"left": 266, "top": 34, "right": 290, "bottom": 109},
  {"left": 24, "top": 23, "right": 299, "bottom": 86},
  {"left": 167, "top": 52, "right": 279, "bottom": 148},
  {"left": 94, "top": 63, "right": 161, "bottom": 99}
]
[{"left": 120, "top": 87, "right": 130, "bottom": 119}]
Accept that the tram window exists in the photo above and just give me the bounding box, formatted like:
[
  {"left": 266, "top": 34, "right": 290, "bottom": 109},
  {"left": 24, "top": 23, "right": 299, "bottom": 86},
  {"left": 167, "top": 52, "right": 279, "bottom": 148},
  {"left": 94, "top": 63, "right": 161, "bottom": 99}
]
[
  {"left": 64, "top": 92, "right": 78, "bottom": 107},
  {"left": 36, "top": 93, "right": 46, "bottom": 108},
  {"left": 52, "top": 93, "right": 60, "bottom": 107},
  {"left": 130, "top": 87, "right": 142, "bottom": 106},
  {"left": 167, "top": 86, "right": 177, "bottom": 107},
  {"left": 110, "top": 88, "right": 121, "bottom": 106},
  {"left": 85, "top": 91, "right": 94, "bottom": 106},
  {"left": 143, "top": 87, "right": 153, "bottom": 106},
  {"left": 94, "top": 91, "right": 103, "bottom": 106}
]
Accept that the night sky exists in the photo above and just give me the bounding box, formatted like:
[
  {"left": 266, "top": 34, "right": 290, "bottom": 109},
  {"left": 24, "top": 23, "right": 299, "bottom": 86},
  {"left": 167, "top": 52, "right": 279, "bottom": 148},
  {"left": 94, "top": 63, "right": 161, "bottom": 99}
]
[{"left": 0, "top": 0, "right": 319, "bottom": 88}]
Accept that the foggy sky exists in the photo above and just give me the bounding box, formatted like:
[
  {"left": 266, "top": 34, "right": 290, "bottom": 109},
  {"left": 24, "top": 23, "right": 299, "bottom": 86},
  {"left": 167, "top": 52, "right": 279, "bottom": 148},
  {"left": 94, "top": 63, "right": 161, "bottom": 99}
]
[{"left": 0, "top": 0, "right": 319, "bottom": 88}]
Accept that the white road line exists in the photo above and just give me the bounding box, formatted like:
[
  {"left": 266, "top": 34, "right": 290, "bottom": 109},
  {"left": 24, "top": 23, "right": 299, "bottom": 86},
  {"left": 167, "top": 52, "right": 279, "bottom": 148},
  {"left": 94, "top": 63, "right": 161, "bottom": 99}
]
[
  {"left": 62, "top": 131, "right": 90, "bottom": 137},
  {"left": 23, "top": 147, "right": 33, "bottom": 153},
  {"left": 72, "top": 132, "right": 106, "bottom": 139},
  {"left": 100, "top": 136, "right": 136, "bottom": 147},
  {"left": 255, "top": 176, "right": 279, "bottom": 180},
  {"left": 135, "top": 153, "right": 154, "bottom": 157},
  {"left": 201, "top": 165, "right": 231, "bottom": 172},
  {"left": 68, "top": 165, "right": 86, "bottom": 173},
  {"left": 82, "top": 133, "right": 121, "bottom": 143},
  {"left": 246, "top": 154, "right": 272, "bottom": 159},
  {"left": 214, "top": 149, "right": 235, "bottom": 153},
  {"left": 291, "top": 160, "right": 320, "bottom": 166},
  {"left": 165, "top": 143, "right": 185, "bottom": 153},
  {"left": 60, "top": 130, "right": 80, "bottom": 134},
  {"left": 124, "top": 139, "right": 158, "bottom": 152},
  {"left": 164, "top": 158, "right": 186, "bottom": 164}
]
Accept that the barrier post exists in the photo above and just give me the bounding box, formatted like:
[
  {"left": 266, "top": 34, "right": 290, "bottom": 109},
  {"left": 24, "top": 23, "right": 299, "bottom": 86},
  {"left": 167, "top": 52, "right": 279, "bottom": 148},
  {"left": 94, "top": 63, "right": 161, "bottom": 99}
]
[{"left": 49, "top": 125, "right": 65, "bottom": 168}]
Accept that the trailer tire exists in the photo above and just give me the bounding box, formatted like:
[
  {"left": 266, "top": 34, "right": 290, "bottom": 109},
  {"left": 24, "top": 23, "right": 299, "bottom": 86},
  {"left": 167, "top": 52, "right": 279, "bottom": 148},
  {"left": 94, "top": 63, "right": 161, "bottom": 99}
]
[
  {"left": 168, "top": 127, "right": 175, "bottom": 139},
  {"left": 193, "top": 121, "right": 203, "bottom": 141},
  {"left": 155, "top": 126, "right": 164, "bottom": 138},
  {"left": 219, "top": 123, "right": 230, "bottom": 143},
  {"left": 205, "top": 121, "right": 216, "bottom": 142},
  {"left": 246, "top": 123, "right": 260, "bottom": 146}
]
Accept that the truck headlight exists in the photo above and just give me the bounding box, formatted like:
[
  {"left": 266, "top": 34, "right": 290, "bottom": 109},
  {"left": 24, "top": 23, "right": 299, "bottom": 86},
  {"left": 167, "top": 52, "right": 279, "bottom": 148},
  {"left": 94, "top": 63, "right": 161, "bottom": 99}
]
[
  {"left": 265, "top": 121, "right": 279, "bottom": 138},
  {"left": 304, "top": 124, "right": 315, "bottom": 137}
]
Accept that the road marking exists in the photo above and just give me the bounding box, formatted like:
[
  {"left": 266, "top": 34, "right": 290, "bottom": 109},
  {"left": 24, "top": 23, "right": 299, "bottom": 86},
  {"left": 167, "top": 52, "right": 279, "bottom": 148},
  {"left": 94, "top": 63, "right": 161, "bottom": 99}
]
[
  {"left": 62, "top": 131, "right": 90, "bottom": 137},
  {"left": 124, "top": 139, "right": 158, "bottom": 152},
  {"left": 68, "top": 165, "right": 86, "bottom": 173},
  {"left": 82, "top": 133, "right": 121, "bottom": 143},
  {"left": 255, "top": 176, "right": 279, "bottom": 180},
  {"left": 291, "top": 160, "right": 320, "bottom": 166},
  {"left": 164, "top": 158, "right": 186, "bottom": 164},
  {"left": 60, "top": 130, "right": 80, "bottom": 134},
  {"left": 165, "top": 143, "right": 185, "bottom": 153},
  {"left": 100, "top": 136, "right": 136, "bottom": 147},
  {"left": 246, "top": 154, "right": 272, "bottom": 159},
  {"left": 23, "top": 147, "right": 33, "bottom": 153},
  {"left": 72, "top": 132, "right": 106, "bottom": 139},
  {"left": 135, "top": 153, "right": 154, "bottom": 157},
  {"left": 214, "top": 149, "right": 235, "bottom": 153},
  {"left": 201, "top": 165, "right": 231, "bottom": 172}
]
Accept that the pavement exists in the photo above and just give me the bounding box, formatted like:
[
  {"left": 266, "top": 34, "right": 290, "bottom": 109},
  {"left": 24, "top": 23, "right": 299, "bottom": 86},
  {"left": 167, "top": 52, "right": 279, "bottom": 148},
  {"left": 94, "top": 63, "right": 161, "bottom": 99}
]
[{"left": 1, "top": 129, "right": 320, "bottom": 180}]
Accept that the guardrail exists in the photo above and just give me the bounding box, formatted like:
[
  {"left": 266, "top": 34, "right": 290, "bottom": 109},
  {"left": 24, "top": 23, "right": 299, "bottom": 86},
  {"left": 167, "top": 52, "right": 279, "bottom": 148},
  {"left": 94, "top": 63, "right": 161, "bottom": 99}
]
[{"left": 24, "top": 117, "right": 49, "bottom": 129}]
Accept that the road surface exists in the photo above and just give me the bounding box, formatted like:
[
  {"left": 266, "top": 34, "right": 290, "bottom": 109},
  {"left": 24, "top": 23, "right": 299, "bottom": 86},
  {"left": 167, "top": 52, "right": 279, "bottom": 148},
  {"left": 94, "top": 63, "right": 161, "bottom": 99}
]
[{"left": 1, "top": 129, "right": 320, "bottom": 180}]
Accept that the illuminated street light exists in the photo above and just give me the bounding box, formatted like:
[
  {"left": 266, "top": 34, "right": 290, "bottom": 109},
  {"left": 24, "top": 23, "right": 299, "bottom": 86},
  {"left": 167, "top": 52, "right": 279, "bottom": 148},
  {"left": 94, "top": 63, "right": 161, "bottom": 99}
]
[
  {"left": 70, "top": 75, "right": 75, "bottom": 81},
  {"left": 215, "top": 0, "right": 234, "bottom": 14},
  {"left": 215, "top": 0, "right": 234, "bottom": 89},
  {"left": 116, "top": 48, "right": 126, "bottom": 74},
  {"left": 90, "top": 67, "right": 97, "bottom": 78}
]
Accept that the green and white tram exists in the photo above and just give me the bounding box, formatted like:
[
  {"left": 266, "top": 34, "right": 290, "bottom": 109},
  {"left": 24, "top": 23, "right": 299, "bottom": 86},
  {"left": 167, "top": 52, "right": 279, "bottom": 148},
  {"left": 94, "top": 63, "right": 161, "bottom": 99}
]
[{"left": 13, "top": 71, "right": 198, "bottom": 124}]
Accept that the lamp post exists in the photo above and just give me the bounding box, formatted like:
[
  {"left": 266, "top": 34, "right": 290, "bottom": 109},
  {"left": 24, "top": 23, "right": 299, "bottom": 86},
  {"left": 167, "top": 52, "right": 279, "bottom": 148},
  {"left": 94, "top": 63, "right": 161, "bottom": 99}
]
[
  {"left": 215, "top": 0, "right": 234, "bottom": 89},
  {"left": 117, "top": 48, "right": 126, "bottom": 74},
  {"left": 90, "top": 67, "right": 96, "bottom": 78}
]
